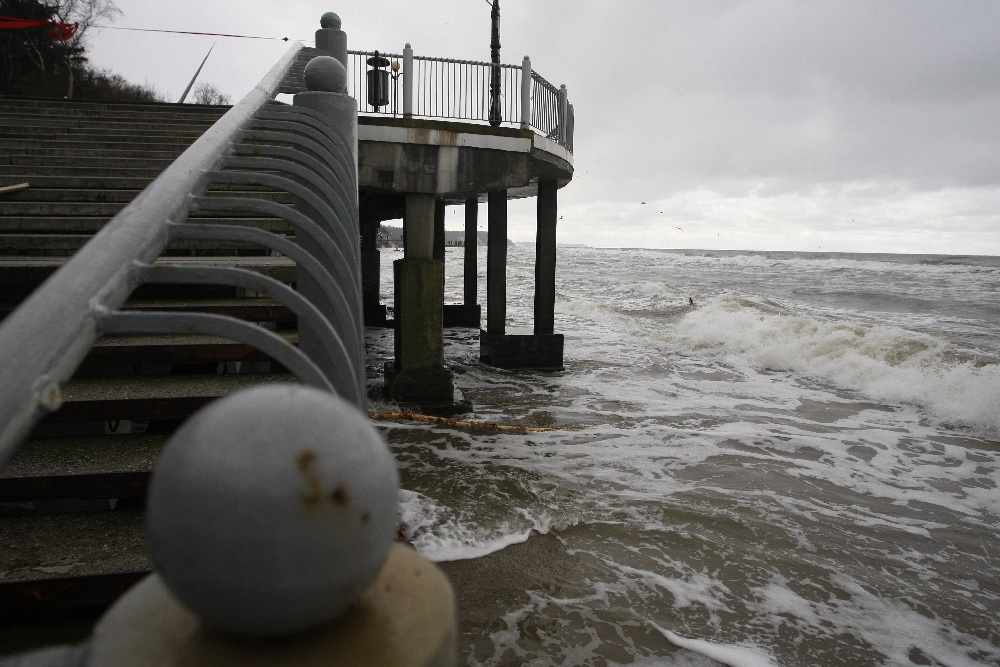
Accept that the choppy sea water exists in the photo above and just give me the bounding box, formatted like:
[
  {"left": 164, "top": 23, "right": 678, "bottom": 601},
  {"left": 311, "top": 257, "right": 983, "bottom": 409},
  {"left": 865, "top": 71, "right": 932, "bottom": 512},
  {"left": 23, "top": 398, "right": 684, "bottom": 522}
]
[{"left": 368, "top": 246, "right": 1000, "bottom": 667}]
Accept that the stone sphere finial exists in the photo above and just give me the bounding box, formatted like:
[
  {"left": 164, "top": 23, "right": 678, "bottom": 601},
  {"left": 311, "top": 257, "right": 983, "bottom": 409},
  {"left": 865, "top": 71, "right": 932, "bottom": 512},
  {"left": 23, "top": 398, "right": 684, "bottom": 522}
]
[
  {"left": 320, "top": 12, "right": 341, "bottom": 29},
  {"left": 303, "top": 56, "right": 348, "bottom": 94},
  {"left": 146, "top": 384, "right": 400, "bottom": 638}
]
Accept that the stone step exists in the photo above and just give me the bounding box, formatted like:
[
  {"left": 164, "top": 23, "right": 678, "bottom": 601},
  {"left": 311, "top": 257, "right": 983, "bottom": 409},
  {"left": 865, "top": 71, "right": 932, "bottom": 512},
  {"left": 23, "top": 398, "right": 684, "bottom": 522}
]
[
  {"left": 85, "top": 330, "right": 297, "bottom": 365},
  {"left": 1, "top": 295, "right": 296, "bottom": 330},
  {"left": 0, "top": 126, "right": 210, "bottom": 141},
  {"left": 0, "top": 254, "right": 297, "bottom": 287},
  {"left": 0, "top": 188, "right": 294, "bottom": 204},
  {"left": 40, "top": 372, "right": 297, "bottom": 425},
  {"left": 0, "top": 233, "right": 283, "bottom": 253},
  {"left": 0, "top": 110, "right": 224, "bottom": 125},
  {"left": 0, "top": 146, "right": 187, "bottom": 160},
  {"left": 0, "top": 434, "right": 167, "bottom": 503},
  {"left": 0, "top": 509, "right": 149, "bottom": 622},
  {"left": 0, "top": 101, "right": 228, "bottom": 119},
  {"left": 0, "top": 175, "right": 152, "bottom": 190},
  {"left": 0, "top": 175, "right": 285, "bottom": 191},
  {"left": 122, "top": 297, "right": 297, "bottom": 324},
  {"left": 0, "top": 136, "right": 207, "bottom": 151},
  {"left": 0, "top": 96, "right": 227, "bottom": 110},
  {"left": 0, "top": 106, "right": 224, "bottom": 122},
  {"left": 0, "top": 117, "right": 220, "bottom": 134},
  {"left": 0, "top": 176, "right": 285, "bottom": 192},
  {"left": 0, "top": 216, "right": 294, "bottom": 234},
  {"left": 0, "top": 199, "right": 296, "bottom": 216},
  {"left": 4, "top": 155, "right": 175, "bottom": 169},
  {"left": 0, "top": 165, "right": 170, "bottom": 180}
]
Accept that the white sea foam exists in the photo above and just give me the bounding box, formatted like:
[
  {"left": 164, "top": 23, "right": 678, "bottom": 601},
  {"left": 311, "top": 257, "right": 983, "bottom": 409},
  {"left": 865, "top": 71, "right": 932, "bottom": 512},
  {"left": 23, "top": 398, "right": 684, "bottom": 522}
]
[
  {"left": 749, "top": 574, "right": 1000, "bottom": 667},
  {"left": 673, "top": 293, "right": 1000, "bottom": 433},
  {"left": 652, "top": 625, "right": 779, "bottom": 667},
  {"left": 398, "top": 489, "right": 554, "bottom": 562}
]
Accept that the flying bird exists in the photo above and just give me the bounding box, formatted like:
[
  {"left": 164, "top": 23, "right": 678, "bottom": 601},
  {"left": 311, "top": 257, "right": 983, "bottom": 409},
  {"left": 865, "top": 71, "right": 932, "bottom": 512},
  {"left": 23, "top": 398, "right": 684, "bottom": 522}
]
[{"left": 676, "top": 227, "right": 684, "bottom": 231}]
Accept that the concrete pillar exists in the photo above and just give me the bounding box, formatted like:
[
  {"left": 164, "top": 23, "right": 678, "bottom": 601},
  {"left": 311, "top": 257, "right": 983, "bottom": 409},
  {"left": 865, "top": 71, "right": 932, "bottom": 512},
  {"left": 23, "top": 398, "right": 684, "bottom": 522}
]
[
  {"left": 481, "top": 184, "right": 563, "bottom": 370},
  {"left": 404, "top": 194, "right": 434, "bottom": 259},
  {"left": 388, "top": 193, "right": 453, "bottom": 403},
  {"left": 486, "top": 190, "right": 507, "bottom": 335},
  {"left": 360, "top": 216, "right": 384, "bottom": 326},
  {"left": 316, "top": 13, "right": 348, "bottom": 68},
  {"left": 434, "top": 198, "right": 446, "bottom": 262},
  {"left": 534, "top": 179, "right": 558, "bottom": 335},
  {"left": 464, "top": 197, "right": 478, "bottom": 307}
]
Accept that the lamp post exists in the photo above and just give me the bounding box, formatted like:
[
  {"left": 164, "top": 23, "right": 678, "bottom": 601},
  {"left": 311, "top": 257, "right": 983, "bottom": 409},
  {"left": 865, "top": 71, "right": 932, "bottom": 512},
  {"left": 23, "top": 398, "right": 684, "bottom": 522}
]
[
  {"left": 390, "top": 58, "right": 401, "bottom": 116},
  {"left": 488, "top": 0, "right": 501, "bottom": 126}
]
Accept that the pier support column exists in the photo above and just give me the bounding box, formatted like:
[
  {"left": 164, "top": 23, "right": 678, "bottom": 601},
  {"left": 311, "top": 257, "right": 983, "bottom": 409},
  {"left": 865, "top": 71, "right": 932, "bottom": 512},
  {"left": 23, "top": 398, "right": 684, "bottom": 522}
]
[
  {"left": 534, "top": 179, "right": 558, "bottom": 335},
  {"left": 433, "top": 198, "right": 446, "bottom": 262},
  {"left": 464, "top": 197, "right": 478, "bottom": 308},
  {"left": 453, "top": 196, "right": 482, "bottom": 327},
  {"left": 361, "top": 215, "right": 386, "bottom": 326},
  {"left": 485, "top": 189, "right": 507, "bottom": 336},
  {"left": 481, "top": 182, "right": 564, "bottom": 369},
  {"left": 387, "top": 193, "right": 453, "bottom": 403}
]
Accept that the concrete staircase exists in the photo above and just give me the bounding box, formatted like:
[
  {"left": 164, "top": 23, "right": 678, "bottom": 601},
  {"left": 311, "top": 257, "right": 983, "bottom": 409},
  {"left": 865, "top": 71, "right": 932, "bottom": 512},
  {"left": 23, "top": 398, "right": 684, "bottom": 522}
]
[{"left": 0, "top": 97, "right": 304, "bottom": 638}]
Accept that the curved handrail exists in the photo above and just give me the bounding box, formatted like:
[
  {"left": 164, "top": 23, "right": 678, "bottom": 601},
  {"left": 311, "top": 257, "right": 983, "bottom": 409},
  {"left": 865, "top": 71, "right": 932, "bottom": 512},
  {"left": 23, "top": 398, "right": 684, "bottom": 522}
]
[{"left": 0, "top": 41, "right": 368, "bottom": 465}]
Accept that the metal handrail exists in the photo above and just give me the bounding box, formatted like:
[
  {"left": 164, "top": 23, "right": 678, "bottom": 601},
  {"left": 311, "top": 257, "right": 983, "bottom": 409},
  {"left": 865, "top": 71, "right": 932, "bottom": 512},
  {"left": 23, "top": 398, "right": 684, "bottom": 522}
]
[{"left": 0, "top": 42, "right": 363, "bottom": 466}]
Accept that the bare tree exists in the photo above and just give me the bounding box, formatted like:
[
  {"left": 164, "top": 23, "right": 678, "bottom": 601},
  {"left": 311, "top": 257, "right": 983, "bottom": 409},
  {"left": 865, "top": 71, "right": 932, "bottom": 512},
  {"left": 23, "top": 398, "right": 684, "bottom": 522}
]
[
  {"left": 191, "top": 82, "right": 231, "bottom": 106},
  {"left": 50, "top": 0, "right": 123, "bottom": 97}
]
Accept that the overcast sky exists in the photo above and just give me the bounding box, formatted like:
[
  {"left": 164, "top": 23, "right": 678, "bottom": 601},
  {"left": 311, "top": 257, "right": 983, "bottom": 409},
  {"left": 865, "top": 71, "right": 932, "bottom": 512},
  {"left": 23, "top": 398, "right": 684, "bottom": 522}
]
[{"left": 85, "top": 1, "right": 1000, "bottom": 255}]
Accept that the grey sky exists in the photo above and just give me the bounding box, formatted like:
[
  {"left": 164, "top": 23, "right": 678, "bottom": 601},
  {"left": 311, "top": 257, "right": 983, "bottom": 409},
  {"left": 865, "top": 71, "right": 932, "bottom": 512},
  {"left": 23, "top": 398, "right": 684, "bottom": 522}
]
[{"left": 86, "top": 1, "right": 1000, "bottom": 255}]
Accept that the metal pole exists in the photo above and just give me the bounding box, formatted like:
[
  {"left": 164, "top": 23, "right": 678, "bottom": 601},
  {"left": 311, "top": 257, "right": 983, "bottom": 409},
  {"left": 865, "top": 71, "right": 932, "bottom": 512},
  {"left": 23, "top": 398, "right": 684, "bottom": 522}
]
[
  {"left": 489, "top": 0, "right": 502, "bottom": 126},
  {"left": 178, "top": 43, "right": 215, "bottom": 103}
]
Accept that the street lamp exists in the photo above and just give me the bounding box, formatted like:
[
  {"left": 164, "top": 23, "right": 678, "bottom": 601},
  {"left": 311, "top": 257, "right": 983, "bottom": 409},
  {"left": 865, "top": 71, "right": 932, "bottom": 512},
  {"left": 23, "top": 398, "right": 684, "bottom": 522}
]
[{"left": 390, "top": 59, "right": 401, "bottom": 117}]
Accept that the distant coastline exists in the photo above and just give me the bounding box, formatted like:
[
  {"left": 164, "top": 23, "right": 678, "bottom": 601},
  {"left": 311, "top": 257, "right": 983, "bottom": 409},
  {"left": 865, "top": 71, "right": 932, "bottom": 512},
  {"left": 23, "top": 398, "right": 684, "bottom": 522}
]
[{"left": 377, "top": 224, "right": 512, "bottom": 248}]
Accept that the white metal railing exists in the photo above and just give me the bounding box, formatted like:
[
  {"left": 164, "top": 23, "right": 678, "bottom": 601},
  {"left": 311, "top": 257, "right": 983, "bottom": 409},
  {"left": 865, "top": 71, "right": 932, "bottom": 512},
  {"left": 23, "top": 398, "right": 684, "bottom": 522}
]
[{"left": 346, "top": 47, "right": 574, "bottom": 152}]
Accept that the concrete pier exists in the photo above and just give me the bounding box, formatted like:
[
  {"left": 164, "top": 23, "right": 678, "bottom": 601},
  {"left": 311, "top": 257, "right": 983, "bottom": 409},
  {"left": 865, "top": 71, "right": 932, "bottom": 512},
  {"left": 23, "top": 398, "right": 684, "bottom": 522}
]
[
  {"left": 485, "top": 190, "right": 507, "bottom": 336},
  {"left": 479, "top": 179, "right": 564, "bottom": 370},
  {"left": 360, "top": 214, "right": 386, "bottom": 326},
  {"left": 386, "top": 194, "right": 454, "bottom": 403},
  {"left": 354, "top": 87, "right": 573, "bottom": 397},
  {"left": 534, "top": 179, "right": 558, "bottom": 335}
]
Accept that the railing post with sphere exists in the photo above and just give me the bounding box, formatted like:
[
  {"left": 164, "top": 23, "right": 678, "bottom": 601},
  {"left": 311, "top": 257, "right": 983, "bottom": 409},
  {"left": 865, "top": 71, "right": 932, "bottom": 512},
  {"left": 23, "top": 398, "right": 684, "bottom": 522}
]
[
  {"left": 558, "top": 83, "right": 568, "bottom": 145},
  {"left": 86, "top": 385, "right": 458, "bottom": 666},
  {"left": 315, "top": 11, "right": 348, "bottom": 68},
  {"left": 521, "top": 55, "right": 531, "bottom": 129},
  {"left": 403, "top": 42, "right": 414, "bottom": 118}
]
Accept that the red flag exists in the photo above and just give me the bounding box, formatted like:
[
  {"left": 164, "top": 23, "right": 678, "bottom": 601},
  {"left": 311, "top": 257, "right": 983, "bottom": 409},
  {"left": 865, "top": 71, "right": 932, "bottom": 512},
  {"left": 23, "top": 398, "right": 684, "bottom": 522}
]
[{"left": 0, "top": 15, "right": 79, "bottom": 41}]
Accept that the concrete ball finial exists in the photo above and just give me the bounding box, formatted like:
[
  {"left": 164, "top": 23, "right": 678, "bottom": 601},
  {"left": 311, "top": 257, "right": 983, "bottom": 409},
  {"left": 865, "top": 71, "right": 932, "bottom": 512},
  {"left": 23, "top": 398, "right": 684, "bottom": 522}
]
[
  {"left": 304, "top": 55, "right": 348, "bottom": 94},
  {"left": 146, "top": 384, "right": 400, "bottom": 638},
  {"left": 320, "top": 12, "right": 341, "bottom": 29}
]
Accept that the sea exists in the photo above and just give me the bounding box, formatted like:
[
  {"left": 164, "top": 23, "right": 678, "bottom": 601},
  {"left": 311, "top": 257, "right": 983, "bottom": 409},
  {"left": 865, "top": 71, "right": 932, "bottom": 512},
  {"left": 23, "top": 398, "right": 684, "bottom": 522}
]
[{"left": 367, "top": 245, "right": 1000, "bottom": 667}]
